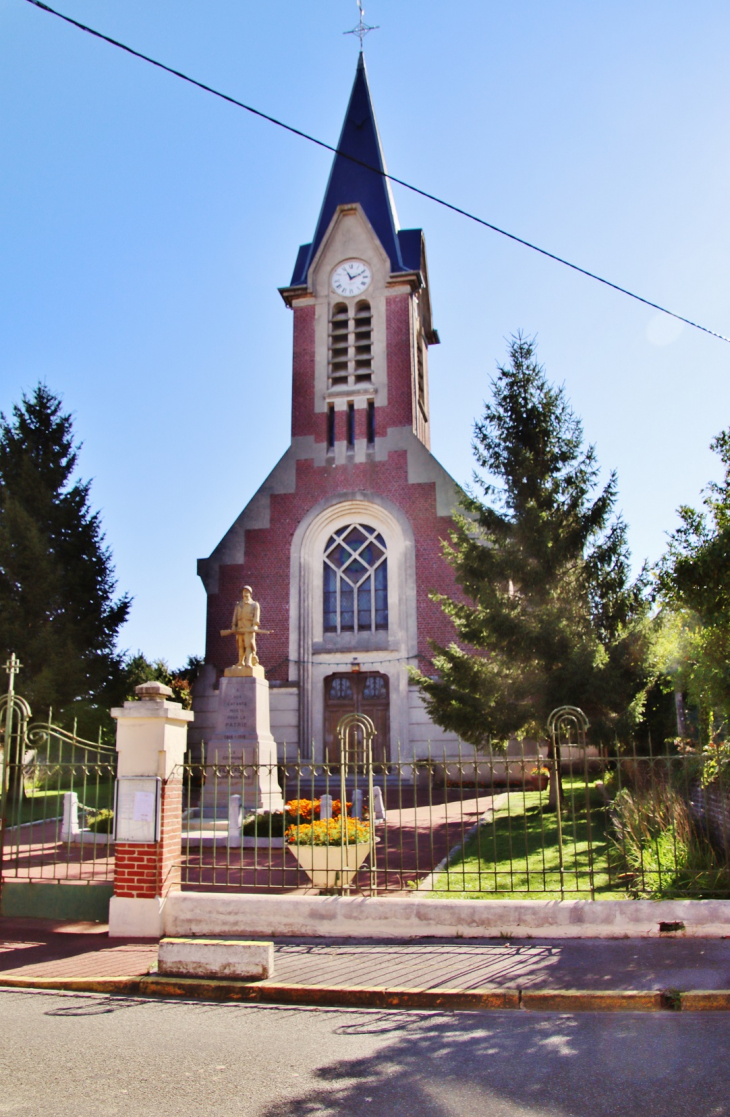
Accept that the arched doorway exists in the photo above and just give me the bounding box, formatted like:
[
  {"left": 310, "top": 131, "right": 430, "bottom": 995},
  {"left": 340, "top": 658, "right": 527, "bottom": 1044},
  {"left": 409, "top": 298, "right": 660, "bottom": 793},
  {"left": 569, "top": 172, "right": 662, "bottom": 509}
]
[{"left": 324, "top": 672, "right": 390, "bottom": 765}]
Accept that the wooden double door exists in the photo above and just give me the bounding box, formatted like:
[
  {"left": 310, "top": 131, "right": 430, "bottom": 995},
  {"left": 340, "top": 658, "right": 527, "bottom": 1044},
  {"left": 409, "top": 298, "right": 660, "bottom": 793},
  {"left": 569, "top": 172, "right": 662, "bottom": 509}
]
[{"left": 323, "top": 672, "right": 390, "bottom": 766}]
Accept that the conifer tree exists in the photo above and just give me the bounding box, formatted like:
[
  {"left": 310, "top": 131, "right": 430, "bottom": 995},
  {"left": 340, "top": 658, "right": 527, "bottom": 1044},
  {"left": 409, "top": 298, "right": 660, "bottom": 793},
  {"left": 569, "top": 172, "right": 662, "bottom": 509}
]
[
  {"left": 656, "top": 429, "right": 730, "bottom": 739},
  {"left": 0, "top": 385, "right": 130, "bottom": 726},
  {"left": 412, "top": 336, "right": 653, "bottom": 761}
]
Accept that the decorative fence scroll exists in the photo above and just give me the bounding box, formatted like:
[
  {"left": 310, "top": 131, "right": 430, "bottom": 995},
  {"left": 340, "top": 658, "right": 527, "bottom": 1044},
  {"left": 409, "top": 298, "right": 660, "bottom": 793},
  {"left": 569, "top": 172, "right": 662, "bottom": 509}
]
[{"left": 0, "top": 656, "right": 116, "bottom": 887}]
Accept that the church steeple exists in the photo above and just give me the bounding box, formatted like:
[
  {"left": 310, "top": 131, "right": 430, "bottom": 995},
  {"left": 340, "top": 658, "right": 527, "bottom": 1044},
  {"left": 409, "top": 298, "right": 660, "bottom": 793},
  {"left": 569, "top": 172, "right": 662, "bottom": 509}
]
[
  {"left": 280, "top": 50, "right": 438, "bottom": 455},
  {"left": 290, "top": 54, "right": 405, "bottom": 286}
]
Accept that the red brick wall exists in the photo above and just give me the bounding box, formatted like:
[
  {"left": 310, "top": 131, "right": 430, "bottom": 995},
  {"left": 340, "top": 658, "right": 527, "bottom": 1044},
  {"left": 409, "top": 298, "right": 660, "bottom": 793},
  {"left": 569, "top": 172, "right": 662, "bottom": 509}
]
[
  {"left": 205, "top": 287, "right": 456, "bottom": 685},
  {"left": 384, "top": 295, "right": 414, "bottom": 430},
  {"left": 205, "top": 449, "right": 459, "bottom": 682},
  {"left": 291, "top": 305, "right": 316, "bottom": 439},
  {"left": 289, "top": 295, "right": 416, "bottom": 446}
]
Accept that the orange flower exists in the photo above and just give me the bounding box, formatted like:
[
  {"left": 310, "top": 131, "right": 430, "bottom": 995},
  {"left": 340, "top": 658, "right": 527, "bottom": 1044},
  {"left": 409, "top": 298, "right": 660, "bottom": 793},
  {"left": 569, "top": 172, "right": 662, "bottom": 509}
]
[
  {"left": 284, "top": 797, "right": 354, "bottom": 821},
  {"left": 285, "top": 798, "right": 319, "bottom": 822}
]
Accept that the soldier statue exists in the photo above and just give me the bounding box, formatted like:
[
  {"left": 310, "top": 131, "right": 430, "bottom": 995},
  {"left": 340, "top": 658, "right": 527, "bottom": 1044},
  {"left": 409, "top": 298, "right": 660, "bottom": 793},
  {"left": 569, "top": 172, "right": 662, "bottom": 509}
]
[{"left": 221, "top": 586, "right": 262, "bottom": 669}]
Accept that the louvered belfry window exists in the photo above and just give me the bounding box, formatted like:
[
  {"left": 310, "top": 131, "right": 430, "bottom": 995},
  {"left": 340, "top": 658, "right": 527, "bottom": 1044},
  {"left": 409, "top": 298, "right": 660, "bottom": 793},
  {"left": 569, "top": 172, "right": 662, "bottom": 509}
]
[
  {"left": 323, "top": 524, "right": 388, "bottom": 634},
  {"left": 353, "top": 301, "right": 372, "bottom": 382},
  {"left": 328, "top": 301, "right": 373, "bottom": 388}
]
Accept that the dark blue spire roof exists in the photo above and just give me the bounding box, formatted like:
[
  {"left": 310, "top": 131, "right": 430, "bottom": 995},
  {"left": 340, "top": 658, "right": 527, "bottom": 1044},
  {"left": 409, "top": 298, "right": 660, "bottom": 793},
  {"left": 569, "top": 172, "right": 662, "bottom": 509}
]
[{"left": 290, "top": 54, "right": 419, "bottom": 286}]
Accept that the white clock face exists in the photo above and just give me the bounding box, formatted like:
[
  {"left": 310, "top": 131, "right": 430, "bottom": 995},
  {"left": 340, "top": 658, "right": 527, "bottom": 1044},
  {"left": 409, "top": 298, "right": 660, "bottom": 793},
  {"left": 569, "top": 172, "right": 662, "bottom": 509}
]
[{"left": 331, "top": 260, "right": 372, "bottom": 297}]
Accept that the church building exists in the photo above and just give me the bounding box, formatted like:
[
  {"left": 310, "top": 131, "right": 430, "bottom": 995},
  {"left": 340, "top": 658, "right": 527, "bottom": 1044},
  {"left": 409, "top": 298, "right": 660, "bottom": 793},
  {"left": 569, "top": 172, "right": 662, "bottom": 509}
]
[{"left": 192, "top": 55, "right": 463, "bottom": 762}]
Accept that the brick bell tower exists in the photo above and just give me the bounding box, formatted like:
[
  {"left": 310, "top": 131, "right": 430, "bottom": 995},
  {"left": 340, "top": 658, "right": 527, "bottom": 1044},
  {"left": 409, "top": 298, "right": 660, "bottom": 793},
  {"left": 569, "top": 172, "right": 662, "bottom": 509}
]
[
  {"left": 279, "top": 52, "right": 440, "bottom": 456},
  {"left": 193, "top": 54, "right": 462, "bottom": 762}
]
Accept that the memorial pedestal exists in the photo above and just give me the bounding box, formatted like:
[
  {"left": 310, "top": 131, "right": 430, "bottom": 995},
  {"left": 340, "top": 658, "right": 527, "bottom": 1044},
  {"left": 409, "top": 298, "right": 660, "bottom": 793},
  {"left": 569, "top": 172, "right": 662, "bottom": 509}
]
[{"left": 202, "top": 674, "right": 284, "bottom": 815}]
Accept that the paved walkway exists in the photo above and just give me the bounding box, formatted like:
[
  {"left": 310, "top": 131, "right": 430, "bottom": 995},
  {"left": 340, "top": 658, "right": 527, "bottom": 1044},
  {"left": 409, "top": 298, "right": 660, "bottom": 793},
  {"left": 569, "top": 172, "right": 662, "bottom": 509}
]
[
  {"left": 0, "top": 919, "right": 156, "bottom": 979},
  {"left": 3, "top": 790, "right": 494, "bottom": 892},
  {"left": 2, "top": 917, "right": 730, "bottom": 994},
  {"left": 181, "top": 791, "right": 494, "bottom": 892}
]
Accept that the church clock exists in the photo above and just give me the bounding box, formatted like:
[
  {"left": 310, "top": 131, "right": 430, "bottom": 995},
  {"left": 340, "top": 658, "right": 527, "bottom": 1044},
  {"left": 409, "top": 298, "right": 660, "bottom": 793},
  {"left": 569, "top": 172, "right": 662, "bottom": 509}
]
[{"left": 331, "top": 260, "right": 371, "bottom": 297}]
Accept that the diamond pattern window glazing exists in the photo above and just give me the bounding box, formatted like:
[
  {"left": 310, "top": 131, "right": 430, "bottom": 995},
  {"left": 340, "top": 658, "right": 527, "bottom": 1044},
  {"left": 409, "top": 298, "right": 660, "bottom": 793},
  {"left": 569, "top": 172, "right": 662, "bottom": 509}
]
[{"left": 323, "top": 524, "right": 388, "bottom": 634}]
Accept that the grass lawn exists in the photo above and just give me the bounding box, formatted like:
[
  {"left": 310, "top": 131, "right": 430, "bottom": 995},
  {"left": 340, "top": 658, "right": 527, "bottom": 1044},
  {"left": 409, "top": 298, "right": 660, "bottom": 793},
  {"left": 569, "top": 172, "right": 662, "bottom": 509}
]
[
  {"left": 430, "top": 779, "right": 628, "bottom": 899},
  {"left": 5, "top": 779, "right": 116, "bottom": 828}
]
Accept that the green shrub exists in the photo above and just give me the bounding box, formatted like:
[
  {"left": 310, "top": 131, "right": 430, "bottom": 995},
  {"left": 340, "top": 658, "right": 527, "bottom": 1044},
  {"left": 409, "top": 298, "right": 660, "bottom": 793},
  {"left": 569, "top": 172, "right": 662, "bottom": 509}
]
[
  {"left": 87, "top": 809, "right": 114, "bottom": 834},
  {"left": 242, "top": 811, "right": 286, "bottom": 838},
  {"left": 610, "top": 785, "right": 729, "bottom": 898}
]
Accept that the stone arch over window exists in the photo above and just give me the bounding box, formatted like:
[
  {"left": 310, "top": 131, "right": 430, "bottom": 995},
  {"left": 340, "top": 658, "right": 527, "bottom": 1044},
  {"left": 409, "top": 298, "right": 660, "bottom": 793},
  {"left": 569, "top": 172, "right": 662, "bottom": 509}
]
[
  {"left": 323, "top": 523, "right": 388, "bottom": 635},
  {"left": 288, "top": 494, "right": 418, "bottom": 757}
]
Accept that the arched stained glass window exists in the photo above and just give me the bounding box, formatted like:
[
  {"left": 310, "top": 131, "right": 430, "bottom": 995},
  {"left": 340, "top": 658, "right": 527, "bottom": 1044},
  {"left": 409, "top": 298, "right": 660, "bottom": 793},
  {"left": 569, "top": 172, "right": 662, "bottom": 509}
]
[{"left": 323, "top": 524, "right": 388, "bottom": 634}]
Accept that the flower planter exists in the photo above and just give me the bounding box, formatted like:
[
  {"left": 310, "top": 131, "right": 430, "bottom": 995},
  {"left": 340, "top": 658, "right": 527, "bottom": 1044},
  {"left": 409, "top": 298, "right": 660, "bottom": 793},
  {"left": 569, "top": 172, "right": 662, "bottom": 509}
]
[{"left": 288, "top": 841, "right": 372, "bottom": 889}]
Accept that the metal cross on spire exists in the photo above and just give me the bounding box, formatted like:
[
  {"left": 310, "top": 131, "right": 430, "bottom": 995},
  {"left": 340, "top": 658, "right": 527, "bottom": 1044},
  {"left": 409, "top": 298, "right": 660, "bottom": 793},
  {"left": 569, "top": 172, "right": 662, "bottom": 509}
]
[{"left": 344, "top": 0, "right": 378, "bottom": 50}]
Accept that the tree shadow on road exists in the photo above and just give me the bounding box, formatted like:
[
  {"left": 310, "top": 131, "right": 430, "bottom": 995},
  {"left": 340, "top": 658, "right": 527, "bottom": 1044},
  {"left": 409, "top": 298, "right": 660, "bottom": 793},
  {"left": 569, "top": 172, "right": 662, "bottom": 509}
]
[{"left": 260, "top": 1007, "right": 730, "bottom": 1117}]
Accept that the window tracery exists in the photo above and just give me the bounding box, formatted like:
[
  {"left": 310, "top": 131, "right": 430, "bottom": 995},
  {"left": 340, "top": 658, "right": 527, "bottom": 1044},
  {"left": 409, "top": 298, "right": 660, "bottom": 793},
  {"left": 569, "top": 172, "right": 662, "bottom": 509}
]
[{"left": 323, "top": 523, "right": 388, "bottom": 634}]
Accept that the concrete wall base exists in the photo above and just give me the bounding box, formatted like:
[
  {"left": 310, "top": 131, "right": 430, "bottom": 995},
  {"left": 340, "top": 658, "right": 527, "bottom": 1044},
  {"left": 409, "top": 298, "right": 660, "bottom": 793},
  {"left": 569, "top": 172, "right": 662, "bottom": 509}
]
[
  {"left": 109, "top": 895, "right": 164, "bottom": 939},
  {"left": 163, "top": 893, "right": 730, "bottom": 940}
]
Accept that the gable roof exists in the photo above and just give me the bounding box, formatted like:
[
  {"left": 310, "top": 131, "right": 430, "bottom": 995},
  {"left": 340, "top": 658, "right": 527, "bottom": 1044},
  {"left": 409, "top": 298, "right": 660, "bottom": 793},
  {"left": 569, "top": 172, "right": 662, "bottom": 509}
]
[{"left": 290, "top": 54, "right": 422, "bottom": 286}]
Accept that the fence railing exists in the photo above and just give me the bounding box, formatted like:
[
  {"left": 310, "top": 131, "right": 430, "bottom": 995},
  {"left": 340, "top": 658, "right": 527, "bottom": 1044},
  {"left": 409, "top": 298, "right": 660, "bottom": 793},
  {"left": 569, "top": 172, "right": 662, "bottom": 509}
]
[
  {"left": 1, "top": 714, "right": 116, "bottom": 884},
  {"left": 176, "top": 739, "right": 730, "bottom": 900},
  {"left": 2, "top": 701, "right": 728, "bottom": 900}
]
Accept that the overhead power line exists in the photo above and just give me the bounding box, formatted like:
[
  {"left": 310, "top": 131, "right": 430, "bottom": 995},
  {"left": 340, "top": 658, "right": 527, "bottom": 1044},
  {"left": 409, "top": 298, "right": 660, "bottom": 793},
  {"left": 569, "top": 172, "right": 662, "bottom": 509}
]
[{"left": 23, "top": 0, "right": 730, "bottom": 346}]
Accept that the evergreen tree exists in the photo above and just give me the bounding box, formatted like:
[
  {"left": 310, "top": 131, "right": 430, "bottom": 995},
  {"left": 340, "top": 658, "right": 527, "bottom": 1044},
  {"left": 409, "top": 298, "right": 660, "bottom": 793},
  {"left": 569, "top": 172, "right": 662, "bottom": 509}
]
[
  {"left": 412, "top": 336, "right": 653, "bottom": 762},
  {"left": 656, "top": 429, "right": 730, "bottom": 740},
  {"left": 0, "top": 385, "right": 130, "bottom": 727}
]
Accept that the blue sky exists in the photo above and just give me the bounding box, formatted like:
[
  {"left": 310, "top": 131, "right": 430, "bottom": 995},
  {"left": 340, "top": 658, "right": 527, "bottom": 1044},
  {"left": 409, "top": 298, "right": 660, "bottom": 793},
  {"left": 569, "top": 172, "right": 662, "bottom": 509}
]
[{"left": 1, "top": 0, "right": 729, "bottom": 667}]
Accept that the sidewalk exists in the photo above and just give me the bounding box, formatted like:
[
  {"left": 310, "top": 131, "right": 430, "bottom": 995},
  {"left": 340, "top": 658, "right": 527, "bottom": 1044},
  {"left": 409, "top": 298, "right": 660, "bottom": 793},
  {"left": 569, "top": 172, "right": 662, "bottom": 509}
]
[
  {"left": 0, "top": 918, "right": 156, "bottom": 979},
  {"left": 1, "top": 917, "right": 730, "bottom": 1011}
]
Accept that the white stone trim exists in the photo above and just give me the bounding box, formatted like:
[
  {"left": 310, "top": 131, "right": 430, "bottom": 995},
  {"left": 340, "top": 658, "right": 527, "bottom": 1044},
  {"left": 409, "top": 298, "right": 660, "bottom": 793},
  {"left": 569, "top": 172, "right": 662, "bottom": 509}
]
[
  {"left": 109, "top": 895, "right": 164, "bottom": 939},
  {"left": 163, "top": 891, "right": 730, "bottom": 940},
  {"left": 197, "top": 429, "right": 461, "bottom": 595},
  {"left": 289, "top": 493, "right": 417, "bottom": 758},
  {"left": 307, "top": 205, "right": 391, "bottom": 413}
]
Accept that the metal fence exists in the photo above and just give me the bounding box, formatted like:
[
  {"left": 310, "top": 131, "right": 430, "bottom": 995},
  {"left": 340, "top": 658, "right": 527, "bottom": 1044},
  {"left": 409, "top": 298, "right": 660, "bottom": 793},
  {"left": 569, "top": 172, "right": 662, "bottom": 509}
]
[
  {"left": 2, "top": 670, "right": 728, "bottom": 901},
  {"left": 177, "top": 730, "right": 730, "bottom": 900},
  {"left": 1, "top": 700, "right": 116, "bottom": 885}
]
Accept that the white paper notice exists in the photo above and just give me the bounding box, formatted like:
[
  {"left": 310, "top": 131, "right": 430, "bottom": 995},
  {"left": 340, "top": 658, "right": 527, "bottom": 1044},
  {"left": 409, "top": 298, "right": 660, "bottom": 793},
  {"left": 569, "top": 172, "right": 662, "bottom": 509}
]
[
  {"left": 115, "top": 777, "right": 160, "bottom": 842},
  {"left": 133, "top": 791, "right": 155, "bottom": 823}
]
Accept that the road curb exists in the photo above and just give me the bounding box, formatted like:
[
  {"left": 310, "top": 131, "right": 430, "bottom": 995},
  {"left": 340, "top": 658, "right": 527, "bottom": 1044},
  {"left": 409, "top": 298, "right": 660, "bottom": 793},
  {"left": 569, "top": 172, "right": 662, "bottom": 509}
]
[
  {"left": 1, "top": 976, "right": 729, "bottom": 1011},
  {"left": 520, "top": 990, "right": 664, "bottom": 1012}
]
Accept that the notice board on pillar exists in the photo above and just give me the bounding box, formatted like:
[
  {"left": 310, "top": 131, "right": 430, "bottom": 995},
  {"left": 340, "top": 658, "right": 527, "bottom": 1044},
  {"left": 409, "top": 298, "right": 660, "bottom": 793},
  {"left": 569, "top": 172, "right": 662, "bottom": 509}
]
[{"left": 114, "top": 777, "right": 161, "bottom": 844}]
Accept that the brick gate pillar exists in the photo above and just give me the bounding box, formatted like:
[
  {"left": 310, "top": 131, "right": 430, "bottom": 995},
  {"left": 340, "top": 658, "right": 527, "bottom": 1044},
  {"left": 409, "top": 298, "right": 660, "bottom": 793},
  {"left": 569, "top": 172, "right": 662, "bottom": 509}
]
[{"left": 108, "top": 681, "right": 193, "bottom": 938}]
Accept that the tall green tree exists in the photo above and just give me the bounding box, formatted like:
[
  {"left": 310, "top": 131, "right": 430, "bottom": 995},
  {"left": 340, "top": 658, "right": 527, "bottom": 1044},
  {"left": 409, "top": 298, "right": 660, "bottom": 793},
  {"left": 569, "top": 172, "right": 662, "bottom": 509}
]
[
  {"left": 412, "top": 336, "right": 653, "bottom": 757},
  {"left": 0, "top": 385, "right": 130, "bottom": 726},
  {"left": 656, "top": 429, "right": 730, "bottom": 741}
]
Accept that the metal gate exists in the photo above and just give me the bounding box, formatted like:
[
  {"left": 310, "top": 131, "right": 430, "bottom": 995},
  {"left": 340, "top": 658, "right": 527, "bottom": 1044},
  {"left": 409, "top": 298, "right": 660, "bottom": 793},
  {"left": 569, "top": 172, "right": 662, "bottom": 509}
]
[{"left": 1, "top": 655, "right": 116, "bottom": 919}]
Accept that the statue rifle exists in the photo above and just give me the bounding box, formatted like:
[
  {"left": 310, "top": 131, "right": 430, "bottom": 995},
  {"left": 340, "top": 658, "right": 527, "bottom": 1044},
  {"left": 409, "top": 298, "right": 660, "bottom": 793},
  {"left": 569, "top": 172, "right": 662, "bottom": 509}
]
[{"left": 220, "top": 628, "right": 275, "bottom": 636}]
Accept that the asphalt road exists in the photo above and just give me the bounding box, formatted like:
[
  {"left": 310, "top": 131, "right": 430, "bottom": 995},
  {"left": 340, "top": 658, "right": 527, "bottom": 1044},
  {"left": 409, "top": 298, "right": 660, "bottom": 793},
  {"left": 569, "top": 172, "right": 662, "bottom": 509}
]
[{"left": 0, "top": 988, "right": 727, "bottom": 1116}]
